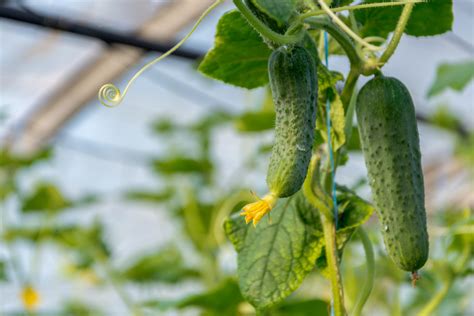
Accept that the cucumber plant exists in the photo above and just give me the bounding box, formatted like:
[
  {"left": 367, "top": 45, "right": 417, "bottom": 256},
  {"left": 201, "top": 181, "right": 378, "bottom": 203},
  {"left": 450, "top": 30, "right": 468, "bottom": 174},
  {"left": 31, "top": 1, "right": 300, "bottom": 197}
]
[{"left": 97, "top": 0, "right": 456, "bottom": 315}]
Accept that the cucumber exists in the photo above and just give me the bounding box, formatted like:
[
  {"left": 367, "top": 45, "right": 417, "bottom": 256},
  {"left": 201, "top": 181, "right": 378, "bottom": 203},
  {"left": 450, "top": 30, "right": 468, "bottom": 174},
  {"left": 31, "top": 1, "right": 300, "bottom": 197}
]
[
  {"left": 267, "top": 45, "right": 318, "bottom": 198},
  {"left": 356, "top": 75, "right": 429, "bottom": 272}
]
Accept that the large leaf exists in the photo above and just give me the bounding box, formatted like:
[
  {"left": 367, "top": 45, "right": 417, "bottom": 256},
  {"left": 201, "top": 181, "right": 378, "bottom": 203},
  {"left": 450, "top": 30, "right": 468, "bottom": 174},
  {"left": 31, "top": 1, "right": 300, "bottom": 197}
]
[
  {"left": 224, "top": 192, "right": 323, "bottom": 310},
  {"left": 121, "top": 246, "right": 199, "bottom": 284},
  {"left": 355, "top": 0, "right": 453, "bottom": 38},
  {"left": 199, "top": 10, "right": 272, "bottom": 89},
  {"left": 427, "top": 60, "right": 474, "bottom": 97},
  {"left": 250, "top": 0, "right": 296, "bottom": 25}
]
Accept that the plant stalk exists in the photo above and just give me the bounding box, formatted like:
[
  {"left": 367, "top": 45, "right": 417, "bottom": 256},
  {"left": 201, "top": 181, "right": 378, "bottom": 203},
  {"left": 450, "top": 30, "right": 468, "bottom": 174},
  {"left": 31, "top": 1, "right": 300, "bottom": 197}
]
[
  {"left": 379, "top": 2, "right": 415, "bottom": 65},
  {"left": 352, "top": 228, "right": 375, "bottom": 316},
  {"left": 233, "top": 0, "right": 303, "bottom": 45},
  {"left": 321, "top": 213, "right": 345, "bottom": 316}
]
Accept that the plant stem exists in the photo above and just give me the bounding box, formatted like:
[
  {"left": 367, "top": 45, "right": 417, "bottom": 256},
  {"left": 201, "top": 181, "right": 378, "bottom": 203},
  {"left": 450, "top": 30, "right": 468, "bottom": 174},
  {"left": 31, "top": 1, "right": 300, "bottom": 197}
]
[
  {"left": 299, "top": 0, "right": 424, "bottom": 19},
  {"left": 417, "top": 277, "right": 453, "bottom": 316},
  {"left": 352, "top": 228, "right": 375, "bottom": 316},
  {"left": 233, "top": 0, "right": 303, "bottom": 45},
  {"left": 340, "top": 67, "right": 360, "bottom": 111},
  {"left": 321, "top": 213, "right": 345, "bottom": 316},
  {"left": 96, "top": 253, "right": 143, "bottom": 316},
  {"left": 305, "top": 17, "right": 362, "bottom": 69},
  {"left": 378, "top": 2, "right": 414, "bottom": 65}
]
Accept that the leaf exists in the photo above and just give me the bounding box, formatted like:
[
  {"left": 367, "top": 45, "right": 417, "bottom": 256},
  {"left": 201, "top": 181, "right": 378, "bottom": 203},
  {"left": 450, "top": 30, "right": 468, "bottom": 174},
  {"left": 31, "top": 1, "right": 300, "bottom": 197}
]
[
  {"left": 142, "top": 278, "right": 244, "bottom": 314},
  {"left": 272, "top": 298, "right": 329, "bottom": 316},
  {"left": 427, "top": 60, "right": 474, "bottom": 97},
  {"left": 22, "top": 182, "right": 70, "bottom": 213},
  {"left": 152, "top": 157, "right": 212, "bottom": 175},
  {"left": 234, "top": 111, "right": 275, "bottom": 132},
  {"left": 0, "top": 148, "right": 52, "bottom": 170},
  {"left": 250, "top": 0, "right": 296, "bottom": 25},
  {"left": 121, "top": 246, "right": 199, "bottom": 284},
  {"left": 428, "top": 105, "right": 463, "bottom": 132},
  {"left": 355, "top": 0, "right": 453, "bottom": 38},
  {"left": 125, "top": 188, "right": 174, "bottom": 203},
  {"left": 177, "top": 278, "right": 244, "bottom": 312},
  {"left": 199, "top": 10, "right": 272, "bottom": 89},
  {"left": 316, "top": 64, "right": 346, "bottom": 151},
  {"left": 224, "top": 192, "right": 323, "bottom": 310},
  {"left": 0, "top": 260, "right": 6, "bottom": 281},
  {"left": 315, "top": 186, "right": 374, "bottom": 276}
]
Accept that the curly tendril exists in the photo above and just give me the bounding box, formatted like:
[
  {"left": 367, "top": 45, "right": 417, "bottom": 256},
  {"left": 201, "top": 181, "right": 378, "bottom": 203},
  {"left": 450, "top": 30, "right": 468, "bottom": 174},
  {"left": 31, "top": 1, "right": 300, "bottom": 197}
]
[
  {"left": 98, "top": 83, "right": 123, "bottom": 108},
  {"left": 97, "top": 0, "right": 224, "bottom": 108}
]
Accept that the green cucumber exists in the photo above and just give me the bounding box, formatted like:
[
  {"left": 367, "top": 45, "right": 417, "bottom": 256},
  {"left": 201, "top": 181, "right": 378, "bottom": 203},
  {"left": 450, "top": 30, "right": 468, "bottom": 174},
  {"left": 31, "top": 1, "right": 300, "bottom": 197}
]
[
  {"left": 267, "top": 45, "right": 318, "bottom": 198},
  {"left": 356, "top": 75, "right": 429, "bottom": 272}
]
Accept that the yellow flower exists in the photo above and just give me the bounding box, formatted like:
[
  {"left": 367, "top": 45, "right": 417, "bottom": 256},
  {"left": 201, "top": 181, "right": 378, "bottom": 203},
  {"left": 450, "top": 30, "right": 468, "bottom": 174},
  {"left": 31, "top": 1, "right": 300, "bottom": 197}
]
[
  {"left": 21, "top": 285, "right": 40, "bottom": 312},
  {"left": 240, "top": 193, "right": 277, "bottom": 226}
]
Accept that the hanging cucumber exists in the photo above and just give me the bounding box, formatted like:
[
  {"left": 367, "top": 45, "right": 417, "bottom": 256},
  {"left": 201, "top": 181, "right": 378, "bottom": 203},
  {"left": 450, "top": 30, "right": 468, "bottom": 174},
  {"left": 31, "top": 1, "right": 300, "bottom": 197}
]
[
  {"left": 241, "top": 45, "right": 318, "bottom": 226},
  {"left": 356, "top": 75, "right": 429, "bottom": 273},
  {"left": 267, "top": 45, "right": 318, "bottom": 198}
]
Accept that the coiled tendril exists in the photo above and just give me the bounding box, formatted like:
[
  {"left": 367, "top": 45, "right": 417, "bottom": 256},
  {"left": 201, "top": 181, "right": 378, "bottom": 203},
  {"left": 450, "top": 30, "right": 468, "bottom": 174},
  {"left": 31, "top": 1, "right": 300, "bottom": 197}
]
[
  {"left": 97, "top": 0, "right": 224, "bottom": 108},
  {"left": 98, "top": 83, "right": 123, "bottom": 108}
]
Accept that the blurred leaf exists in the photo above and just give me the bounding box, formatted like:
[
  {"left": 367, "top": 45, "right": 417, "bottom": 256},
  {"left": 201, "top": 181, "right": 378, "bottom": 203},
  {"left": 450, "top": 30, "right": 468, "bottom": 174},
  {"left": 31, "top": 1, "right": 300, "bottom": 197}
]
[
  {"left": 455, "top": 132, "right": 474, "bottom": 166},
  {"left": 153, "top": 157, "right": 212, "bottom": 175},
  {"left": 0, "top": 260, "right": 6, "bottom": 281},
  {"left": 59, "top": 301, "right": 104, "bottom": 316},
  {"left": 4, "top": 222, "right": 110, "bottom": 258},
  {"left": 355, "top": 0, "right": 453, "bottom": 38},
  {"left": 121, "top": 245, "right": 199, "bottom": 284},
  {"left": 427, "top": 60, "right": 474, "bottom": 97},
  {"left": 234, "top": 111, "right": 275, "bottom": 132},
  {"left": 224, "top": 191, "right": 323, "bottom": 310},
  {"left": 181, "top": 189, "right": 216, "bottom": 251},
  {"left": 152, "top": 118, "right": 176, "bottom": 134},
  {"left": 0, "top": 148, "right": 52, "bottom": 170},
  {"left": 191, "top": 111, "right": 233, "bottom": 133},
  {"left": 317, "top": 64, "right": 345, "bottom": 151},
  {"left": 199, "top": 10, "right": 272, "bottom": 89},
  {"left": 125, "top": 188, "right": 174, "bottom": 203},
  {"left": 22, "top": 182, "right": 70, "bottom": 213},
  {"left": 272, "top": 298, "right": 329, "bottom": 316},
  {"left": 142, "top": 278, "right": 244, "bottom": 314},
  {"left": 428, "top": 105, "right": 463, "bottom": 132},
  {"left": 177, "top": 278, "right": 243, "bottom": 312},
  {"left": 250, "top": 0, "right": 296, "bottom": 25}
]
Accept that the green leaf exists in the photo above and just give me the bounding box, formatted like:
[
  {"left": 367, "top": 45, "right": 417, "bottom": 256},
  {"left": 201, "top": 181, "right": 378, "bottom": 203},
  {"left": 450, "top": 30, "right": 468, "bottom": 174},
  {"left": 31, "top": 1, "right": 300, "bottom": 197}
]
[
  {"left": 224, "top": 192, "right": 323, "bottom": 310},
  {"left": 125, "top": 188, "right": 174, "bottom": 203},
  {"left": 177, "top": 278, "right": 244, "bottom": 312},
  {"left": 314, "top": 186, "right": 374, "bottom": 276},
  {"left": 198, "top": 10, "right": 272, "bottom": 89},
  {"left": 142, "top": 278, "right": 244, "bottom": 314},
  {"left": 355, "top": 0, "right": 453, "bottom": 38},
  {"left": 234, "top": 111, "right": 275, "bottom": 132},
  {"left": 427, "top": 60, "right": 474, "bottom": 97},
  {"left": 428, "top": 105, "right": 463, "bottom": 132},
  {"left": 0, "top": 148, "right": 52, "bottom": 170},
  {"left": 405, "top": 0, "right": 453, "bottom": 37},
  {"left": 316, "top": 64, "right": 345, "bottom": 151},
  {"left": 121, "top": 246, "right": 199, "bottom": 284},
  {"left": 0, "top": 260, "right": 6, "bottom": 281},
  {"left": 152, "top": 157, "right": 212, "bottom": 175},
  {"left": 272, "top": 298, "right": 329, "bottom": 316},
  {"left": 250, "top": 0, "right": 296, "bottom": 25},
  {"left": 22, "top": 182, "right": 70, "bottom": 213}
]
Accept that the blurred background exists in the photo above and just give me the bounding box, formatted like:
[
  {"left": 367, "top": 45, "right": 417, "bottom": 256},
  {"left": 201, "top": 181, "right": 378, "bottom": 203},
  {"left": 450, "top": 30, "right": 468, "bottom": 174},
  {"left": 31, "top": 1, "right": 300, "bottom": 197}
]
[{"left": 0, "top": 0, "right": 472, "bottom": 315}]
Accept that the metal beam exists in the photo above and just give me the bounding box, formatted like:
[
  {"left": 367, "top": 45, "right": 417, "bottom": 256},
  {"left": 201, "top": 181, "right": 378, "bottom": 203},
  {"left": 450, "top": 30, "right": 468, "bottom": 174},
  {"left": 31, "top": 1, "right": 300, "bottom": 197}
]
[
  {"left": 10, "top": 0, "right": 216, "bottom": 154},
  {"left": 0, "top": 6, "right": 202, "bottom": 59}
]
